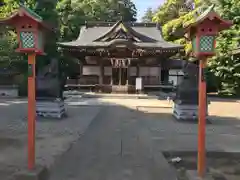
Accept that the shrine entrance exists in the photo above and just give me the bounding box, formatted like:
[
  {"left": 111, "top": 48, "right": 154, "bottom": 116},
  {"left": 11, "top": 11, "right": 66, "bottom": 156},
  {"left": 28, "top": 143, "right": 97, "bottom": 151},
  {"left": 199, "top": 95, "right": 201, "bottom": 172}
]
[
  {"left": 112, "top": 68, "right": 127, "bottom": 85},
  {"left": 110, "top": 58, "right": 130, "bottom": 93}
]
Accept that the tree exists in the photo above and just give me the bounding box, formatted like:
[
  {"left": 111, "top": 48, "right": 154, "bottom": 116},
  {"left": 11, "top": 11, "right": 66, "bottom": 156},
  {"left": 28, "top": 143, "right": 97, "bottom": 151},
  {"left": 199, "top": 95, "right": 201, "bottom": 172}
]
[
  {"left": 152, "top": 0, "right": 240, "bottom": 95},
  {"left": 56, "top": 0, "right": 137, "bottom": 41},
  {"left": 34, "top": 0, "right": 59, "bottom": 58},
  {"left": 152, "top": 0, "right": 206, "bottom": 53},
  {"left": 141, "top": 7, "right": 154, "bottom": 22},
  {"left": 208, "top": 0, "right": 240, "bottom": 95},
  {"left": 0, "top": 0, "right": 26, "bottom": 72}
]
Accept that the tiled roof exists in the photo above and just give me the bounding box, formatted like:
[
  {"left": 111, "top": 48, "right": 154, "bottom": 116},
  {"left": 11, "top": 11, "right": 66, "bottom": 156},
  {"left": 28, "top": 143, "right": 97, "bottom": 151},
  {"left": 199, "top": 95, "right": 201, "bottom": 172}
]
[{"left": 58, "top": 21, "right": 183, "bottom": 50}]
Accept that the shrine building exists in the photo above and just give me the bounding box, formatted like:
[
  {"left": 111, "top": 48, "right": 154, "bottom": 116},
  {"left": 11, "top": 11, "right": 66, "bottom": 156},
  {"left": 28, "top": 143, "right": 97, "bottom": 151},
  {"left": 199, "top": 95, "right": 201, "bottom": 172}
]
[{"left": 58, "top": 20, "right": 185, "bottom": 93}]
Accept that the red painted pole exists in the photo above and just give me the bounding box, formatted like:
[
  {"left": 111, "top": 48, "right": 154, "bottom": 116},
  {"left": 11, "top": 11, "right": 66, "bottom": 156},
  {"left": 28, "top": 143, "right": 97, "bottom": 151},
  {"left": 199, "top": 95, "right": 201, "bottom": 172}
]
[
  {"left": 28, "top": 53, "right": 36, "bottom": 170},
  {"left": 198, "top": 58, "right": 207, "bottom": 177}
]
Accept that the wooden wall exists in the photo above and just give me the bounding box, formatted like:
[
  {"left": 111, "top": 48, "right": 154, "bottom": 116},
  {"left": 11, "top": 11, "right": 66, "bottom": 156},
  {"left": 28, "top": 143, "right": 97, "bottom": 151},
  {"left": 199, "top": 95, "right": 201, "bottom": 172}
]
[{"left": 67, "top": 57, "right": 184, "bottom": 86}]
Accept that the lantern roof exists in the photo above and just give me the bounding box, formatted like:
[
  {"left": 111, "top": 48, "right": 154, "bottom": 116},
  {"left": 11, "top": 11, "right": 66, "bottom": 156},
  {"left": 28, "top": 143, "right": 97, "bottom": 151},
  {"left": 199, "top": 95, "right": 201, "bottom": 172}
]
[
  {"left": 0, "top": 3, "right": 53, "bottom": 30},
  {"left": 19, "top": 3, "right": 43, "bottom": 21},
  {"left": 186, "top": 4, "right": 232, "bottom": 31}
]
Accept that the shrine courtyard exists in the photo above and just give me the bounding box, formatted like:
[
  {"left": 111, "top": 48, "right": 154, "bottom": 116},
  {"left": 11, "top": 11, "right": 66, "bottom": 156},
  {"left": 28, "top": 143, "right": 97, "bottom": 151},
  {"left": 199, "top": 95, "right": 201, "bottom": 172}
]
[{"left": 0, "top": 95, "right": 240, "bottom": 180}]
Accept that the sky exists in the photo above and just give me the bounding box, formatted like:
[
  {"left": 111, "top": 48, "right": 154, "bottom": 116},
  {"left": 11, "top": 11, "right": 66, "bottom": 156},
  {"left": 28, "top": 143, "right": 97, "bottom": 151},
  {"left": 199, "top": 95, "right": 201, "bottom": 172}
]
[{"left": 132, "top": 0, "right": 165, "bottom": 21}]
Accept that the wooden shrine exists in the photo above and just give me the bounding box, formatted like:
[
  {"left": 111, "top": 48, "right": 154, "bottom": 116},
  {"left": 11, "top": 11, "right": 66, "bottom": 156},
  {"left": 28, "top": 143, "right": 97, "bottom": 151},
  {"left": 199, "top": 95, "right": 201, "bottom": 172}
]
[{"left": 58, "top": 20, "right": 184, "bottom": 93}]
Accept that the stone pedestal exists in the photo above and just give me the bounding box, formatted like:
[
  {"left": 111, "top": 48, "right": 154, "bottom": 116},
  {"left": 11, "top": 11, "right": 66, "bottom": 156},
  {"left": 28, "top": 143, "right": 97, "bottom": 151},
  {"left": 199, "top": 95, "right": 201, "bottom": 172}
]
[
  {"left": 173, "top": 103, "right": 198, "bottom": 120},
  {"left": 11, "top": 166, "right": 49, "bottom": 180},
  {"left": 0, "top": 85, "right": 19, "bottom": 98},
  {"left": 173, "top": 102, "right": 209, "bottom": 120},
  {"left": 36, "top": 98, "right": 66, "bottom": 118}
]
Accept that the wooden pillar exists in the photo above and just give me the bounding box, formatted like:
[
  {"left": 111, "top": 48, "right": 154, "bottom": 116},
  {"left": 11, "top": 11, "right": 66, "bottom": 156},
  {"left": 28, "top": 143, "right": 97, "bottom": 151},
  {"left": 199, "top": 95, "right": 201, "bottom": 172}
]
[
  {"left": 99, "top": 61, "right": 103, "bottom": 92},
  {"left": 136, "top": 63, "right": 140, "bottom": 94},
  {"left": 110, "top": 67, "right": 113, "bottom": 85},
  {"left": 159, "top": 66, "right": 161, "bottom": 84},
  {"left": 126, "top": 67, "right": 129, "bottom": 85},
  {"left": 28, "top": 53, "right": 36, "bottom": 170},
  {"left": 198, "top": 58, "right": 207, "bottom": 177},
  {"left": 119, "top": 67, "right": 121, "bottom": 85},
  {"left": 137, "top": 65, "right": 139, "bottom": 77}
]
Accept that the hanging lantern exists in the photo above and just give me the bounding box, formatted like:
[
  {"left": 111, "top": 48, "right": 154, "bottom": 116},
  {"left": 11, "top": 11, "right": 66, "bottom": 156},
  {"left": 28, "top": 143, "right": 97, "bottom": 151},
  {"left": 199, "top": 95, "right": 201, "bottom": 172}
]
[
  {"left": 185, "top": 5, "right": 232, "bottom": 58},
  {"left": 0, "top": 3, "right": 54, "bottom": 55}
]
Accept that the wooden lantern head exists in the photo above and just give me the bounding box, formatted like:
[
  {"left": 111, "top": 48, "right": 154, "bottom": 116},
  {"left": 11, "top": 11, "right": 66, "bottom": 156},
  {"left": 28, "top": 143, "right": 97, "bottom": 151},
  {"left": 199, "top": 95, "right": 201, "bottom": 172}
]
[
  {"left": 0, "top": 3, "right": 53, "bottom": 55},
  {"left": 186, "top": 5, "right": 232, "bottom": 58}
]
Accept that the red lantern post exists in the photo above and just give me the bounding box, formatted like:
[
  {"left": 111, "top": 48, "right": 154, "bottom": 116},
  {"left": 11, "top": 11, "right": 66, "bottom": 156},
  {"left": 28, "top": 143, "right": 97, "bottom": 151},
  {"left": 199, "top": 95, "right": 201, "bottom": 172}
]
[
  {"left": 185, "top": 5, "right": 232, "bottom": 177},
  {"left": 0, "top": 4, "right": 53, "bottom": 170}
]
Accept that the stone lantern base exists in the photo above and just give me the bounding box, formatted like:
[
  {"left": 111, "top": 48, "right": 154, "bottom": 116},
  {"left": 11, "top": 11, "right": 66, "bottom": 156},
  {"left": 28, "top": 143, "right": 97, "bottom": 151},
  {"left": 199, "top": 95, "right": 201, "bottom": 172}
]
[
  {"left": 173, "top": 102, "right": 209, "bottom": 120},
  {"left": 36, "top": 98, "right": 66, "bottom": 119}
]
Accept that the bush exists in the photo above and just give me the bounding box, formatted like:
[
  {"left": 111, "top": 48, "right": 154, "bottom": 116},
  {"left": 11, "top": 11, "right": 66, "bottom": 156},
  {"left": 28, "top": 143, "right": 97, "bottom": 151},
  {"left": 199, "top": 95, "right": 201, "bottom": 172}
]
[{"left": 206, "top": 68, "right": 219, "bottom": 93}]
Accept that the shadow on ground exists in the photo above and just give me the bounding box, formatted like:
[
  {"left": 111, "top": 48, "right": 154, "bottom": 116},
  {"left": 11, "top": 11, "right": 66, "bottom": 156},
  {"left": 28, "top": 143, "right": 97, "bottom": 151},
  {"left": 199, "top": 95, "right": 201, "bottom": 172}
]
[
  {"left": 0, "top": 95, "right": 240, "bottom": 180},
  {"left": 49, "top": 96, "right": 240, "bottom": 180}
]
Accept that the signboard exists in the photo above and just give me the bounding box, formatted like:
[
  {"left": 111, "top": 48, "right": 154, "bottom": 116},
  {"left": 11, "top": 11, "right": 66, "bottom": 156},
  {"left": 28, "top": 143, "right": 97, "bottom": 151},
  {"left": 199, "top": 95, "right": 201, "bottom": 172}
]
[{"left": 135, "top": 77, "right": 142, "bottom": 90}]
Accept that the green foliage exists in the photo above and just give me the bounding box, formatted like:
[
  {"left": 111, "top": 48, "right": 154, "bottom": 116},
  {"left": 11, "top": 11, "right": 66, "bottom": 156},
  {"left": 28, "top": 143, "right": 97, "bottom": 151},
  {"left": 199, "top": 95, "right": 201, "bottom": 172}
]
[
  {"left": 0, "top": 0, "right": 137, "bottom": 80},
  {"left": 152, "top": 0, "right": 240, "bottom": 95},
  {"left": 207, "top": 0, "right": 240, "bottom": 96},
  {"left": 152, "top": 0, "right": 194, "bottom": 25},
  {"left": 56, "top": 0, "right": 137, "bottom": 41},
  {"left": 34, "top": 0, "right": 59, "bottom": 70},
  {"left": 0, "top": 1, "right": 24, "bottom": 69}
]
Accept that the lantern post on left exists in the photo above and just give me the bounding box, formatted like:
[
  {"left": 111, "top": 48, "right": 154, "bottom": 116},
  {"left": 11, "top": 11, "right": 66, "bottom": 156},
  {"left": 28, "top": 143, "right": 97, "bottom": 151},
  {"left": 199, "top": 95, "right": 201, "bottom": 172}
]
[{"left": 0, "top": 3, "right": 53, "bottom": 170}]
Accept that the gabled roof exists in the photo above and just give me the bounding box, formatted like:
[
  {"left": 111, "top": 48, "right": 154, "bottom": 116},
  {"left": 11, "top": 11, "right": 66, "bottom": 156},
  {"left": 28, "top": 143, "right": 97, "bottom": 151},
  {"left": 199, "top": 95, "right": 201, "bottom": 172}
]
[
  {"left": 59, "top": 20, "right": 183, "bottom": 50},
  {"left": 93, "top": 20, "right": 156, "bottom": 42},
  {"left": 0, "top": 3, "right": 42, "bottom": 22},
  {"left": 186, "top": 4, "right": 232, "bottom": 31},
  {"left": 0, "top": 3, "right": 53, "bottom": 30}
]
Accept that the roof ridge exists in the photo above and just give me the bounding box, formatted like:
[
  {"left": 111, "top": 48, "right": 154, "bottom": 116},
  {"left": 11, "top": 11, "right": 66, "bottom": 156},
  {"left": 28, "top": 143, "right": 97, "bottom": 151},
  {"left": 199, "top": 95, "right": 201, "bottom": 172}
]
[
  {"left": 92, "top": 21, "right": 158, "bottom": 43},
  {"left": 19, "top": 3, "right": 43, "bottom": 21},
  {"left": 85, "top": 21, "right": 158, "bottom": 28}
]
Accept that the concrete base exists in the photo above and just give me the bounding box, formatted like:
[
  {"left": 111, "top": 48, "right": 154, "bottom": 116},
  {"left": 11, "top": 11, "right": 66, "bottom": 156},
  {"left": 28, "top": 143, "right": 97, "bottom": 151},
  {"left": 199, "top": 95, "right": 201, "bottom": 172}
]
[
  {"left": 186, "top": 170, "right": 212, "bottom": 180},
  {"left": 185, "top": 169, "right": 227, "bottom": 180},
  {"left": 10, "top": 166, "right": 49, "bottom": 180},
  {"left": 187, "top": 170, "right": 214, "bottom": 180},
  {"left": 36, "top": 99, "right": 66, "bottom": 119},
  {"left": 173, "top": 103, "right": 208, "bottom": 120}
]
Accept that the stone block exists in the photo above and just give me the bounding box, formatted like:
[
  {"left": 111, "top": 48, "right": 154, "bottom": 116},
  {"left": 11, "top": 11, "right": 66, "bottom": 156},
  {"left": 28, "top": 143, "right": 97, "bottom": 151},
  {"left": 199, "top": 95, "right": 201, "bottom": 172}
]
[
  {"left": 36, "top": 99, "right": 66, "bottom": 119},
  {"left": 0, "top": 85, "right": 19, "bottom": 98},
  {"left": 186, "top": 170, "right": 214, "bottom": 180},
  {"left": 10, "top": 166, "right": 49, "bottom": 180},
  {"left": 173, "top": 103, "right": 209, "bottom": 120}
]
